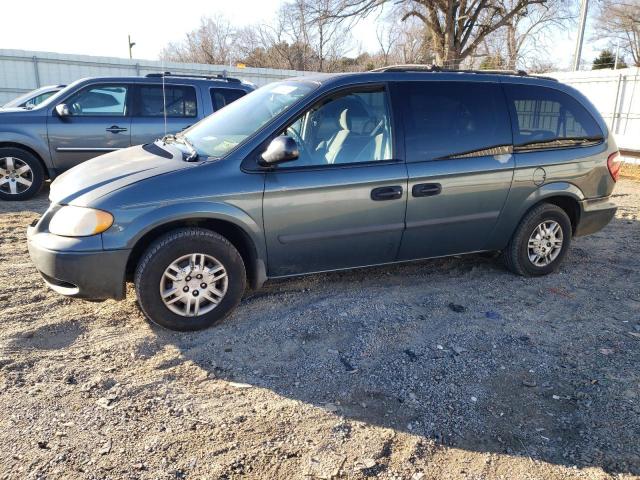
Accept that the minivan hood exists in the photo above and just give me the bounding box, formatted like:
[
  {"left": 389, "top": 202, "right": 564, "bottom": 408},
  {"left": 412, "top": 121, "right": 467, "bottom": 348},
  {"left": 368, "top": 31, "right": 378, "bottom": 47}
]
[{"left": 50, "top": 143, "right": 194, "bottom": 205}]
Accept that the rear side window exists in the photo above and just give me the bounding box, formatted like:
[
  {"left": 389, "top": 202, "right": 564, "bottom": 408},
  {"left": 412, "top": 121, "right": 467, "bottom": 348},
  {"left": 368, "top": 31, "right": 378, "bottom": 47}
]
[
  {"left": 393, "top": 81, "right": 512, "bottom": 161},
  {"left": 136, "top": 85, "right": 197, "bottom": 117},
  {"left": 211, "top": 88, "right": 246, "bottom": 111},
  {"left": 503, "top": 84, "right": 603, "bottom": 149}
]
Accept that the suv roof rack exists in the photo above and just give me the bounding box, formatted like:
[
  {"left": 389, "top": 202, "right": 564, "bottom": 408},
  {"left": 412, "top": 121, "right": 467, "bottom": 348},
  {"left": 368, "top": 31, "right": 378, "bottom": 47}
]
[
  {"left": 145, "top": 72, "right": 242, "bottom": 83},
  {"left": 369, "top": 64, "right": 558, "bottom": 81}
]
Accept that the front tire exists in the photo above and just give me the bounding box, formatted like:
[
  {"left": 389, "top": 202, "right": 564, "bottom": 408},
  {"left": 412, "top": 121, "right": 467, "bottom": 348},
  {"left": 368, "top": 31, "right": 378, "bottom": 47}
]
[
  {"left": 0, "top": 147, "right": 45, "bottom": 201},
  {"left": 503, "top": 203, "right": 572, "bottom": 277},
  {"left": 134, "top": 228, "right": 246, "bottom": 331}
]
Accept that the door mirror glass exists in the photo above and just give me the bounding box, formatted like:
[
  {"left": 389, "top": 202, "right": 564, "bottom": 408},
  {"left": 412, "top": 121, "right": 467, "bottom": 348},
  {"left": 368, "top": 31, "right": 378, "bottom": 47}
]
[
  {"left": 260, "top": 136, "right": 299, "bottom": 166},
  {"left": 55, "top": 103, "right": 71, "bottom": 117}
]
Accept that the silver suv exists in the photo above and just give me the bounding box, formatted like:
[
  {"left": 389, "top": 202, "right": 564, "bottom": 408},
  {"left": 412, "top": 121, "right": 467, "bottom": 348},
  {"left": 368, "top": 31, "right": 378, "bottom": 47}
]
[{"left": 0, "top": 73, "right": 253, "bottom": 200}]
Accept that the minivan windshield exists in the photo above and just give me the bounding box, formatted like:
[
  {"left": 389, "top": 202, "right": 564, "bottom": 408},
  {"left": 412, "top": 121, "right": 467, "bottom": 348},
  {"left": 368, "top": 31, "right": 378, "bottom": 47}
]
[{"left": 181, "top": 80, "right": 316, "bottom": 158}]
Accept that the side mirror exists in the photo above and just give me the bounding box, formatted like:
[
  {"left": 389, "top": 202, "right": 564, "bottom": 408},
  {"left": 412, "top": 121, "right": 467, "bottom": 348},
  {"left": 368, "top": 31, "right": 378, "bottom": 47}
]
[
  {"left": 55, "top": 103, "right": 71, "bottom": 117},
  {"left": 260, "top": 136, "right": 299, "bottom": 166}
]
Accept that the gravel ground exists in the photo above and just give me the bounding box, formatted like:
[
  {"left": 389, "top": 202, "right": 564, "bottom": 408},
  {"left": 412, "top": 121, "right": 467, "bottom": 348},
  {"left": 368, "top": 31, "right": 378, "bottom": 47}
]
[{"left": 0, "top": 179, "right": 639, "bottom": 480}]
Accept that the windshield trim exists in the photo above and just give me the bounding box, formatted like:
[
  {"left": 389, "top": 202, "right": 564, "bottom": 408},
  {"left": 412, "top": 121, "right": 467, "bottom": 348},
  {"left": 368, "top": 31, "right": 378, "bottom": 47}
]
[{"left": 184, "top": 79, "right": 321, "bottom": 163}]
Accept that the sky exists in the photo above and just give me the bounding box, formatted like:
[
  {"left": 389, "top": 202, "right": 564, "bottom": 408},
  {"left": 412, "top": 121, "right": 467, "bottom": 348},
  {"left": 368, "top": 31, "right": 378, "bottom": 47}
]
[{"left": 0, "top": 0, "right": 603, "bottom": 71}]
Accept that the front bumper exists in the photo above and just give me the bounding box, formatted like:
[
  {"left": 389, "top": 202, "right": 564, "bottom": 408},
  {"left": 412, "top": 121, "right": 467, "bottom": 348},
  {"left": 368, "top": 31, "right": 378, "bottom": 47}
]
[
  {"left": 575, "top": 196, "right": 617, "bottom": 237},
  {"left": 27, "top": 226, "right": 129, "bottom": 300}
]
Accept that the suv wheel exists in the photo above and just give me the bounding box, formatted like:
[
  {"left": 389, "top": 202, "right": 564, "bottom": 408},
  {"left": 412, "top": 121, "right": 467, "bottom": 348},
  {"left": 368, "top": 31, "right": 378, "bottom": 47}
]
[
  {"left": 503, "top": 203, "right": 572, "bottom": 276},
  {"left": 0, "top": 147, "right": 45, "bottom": 201},
  {"left": 135, "top": 228, "right": 246, "bottom": 331}
]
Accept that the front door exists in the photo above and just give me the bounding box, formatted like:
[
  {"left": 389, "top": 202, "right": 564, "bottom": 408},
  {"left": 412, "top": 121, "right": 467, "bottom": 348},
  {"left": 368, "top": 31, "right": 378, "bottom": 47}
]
[
  {"left": 392, "top": 80, "right": 515, "bottom": 260},
  {"left": 47, "top": 84, "right": 131, "bottom": 172},
  {"left": 262, "top": 86, "right": 407, "bottom": 276}
]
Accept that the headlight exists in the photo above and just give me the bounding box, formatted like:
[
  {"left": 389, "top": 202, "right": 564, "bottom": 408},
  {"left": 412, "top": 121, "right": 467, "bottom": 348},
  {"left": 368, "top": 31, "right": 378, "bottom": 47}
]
[{"left": 49, "top": 206, "right": 113, "bottom": 237}]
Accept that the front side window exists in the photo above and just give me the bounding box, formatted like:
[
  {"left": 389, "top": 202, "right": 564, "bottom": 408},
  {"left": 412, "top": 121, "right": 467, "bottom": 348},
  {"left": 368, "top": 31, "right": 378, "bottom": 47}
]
[
  {"left": 66, "top": 85, "right": 128, "bottom": 116},
  {"left": 137, "top": 85, "right": 197, "bottom": 117},
  {"left": 183, "top": 81, "right": 316, "bottom": 158},
  {"left": 504, "top": 84, "right": 603, "bottom": 149},
  {"left": 394, "top": 81, "right": 512, "bottom": 161},
  {"left": 280, "top": 88, "right": 393, "bottom": 167},
  {"left": 211, "top": 88, "right": 246, "bottom": 111}
]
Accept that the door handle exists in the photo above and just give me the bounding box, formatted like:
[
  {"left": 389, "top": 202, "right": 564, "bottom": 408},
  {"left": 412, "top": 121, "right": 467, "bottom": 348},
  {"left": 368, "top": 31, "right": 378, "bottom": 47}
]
[
  {"left": 106, "top": 125, "right": 128, "bottom": 134},
  {"left": 371, "top": 186, "right": 403, "bottom": 201},
  {"left": 412, "top": 183, "right": 442, "bottom": 197}
]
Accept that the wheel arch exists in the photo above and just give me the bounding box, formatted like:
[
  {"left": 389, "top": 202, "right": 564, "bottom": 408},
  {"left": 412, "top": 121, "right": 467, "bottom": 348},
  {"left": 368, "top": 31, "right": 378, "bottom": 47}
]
[
  {"left": 125, "top": 217, "right": 266, "bottom": 290},
  {"left": 0, "top": 140, "right": 53, "bottom": 179},
  {"left": 521, "top": 182, "right": 584, "bottom": 235}
]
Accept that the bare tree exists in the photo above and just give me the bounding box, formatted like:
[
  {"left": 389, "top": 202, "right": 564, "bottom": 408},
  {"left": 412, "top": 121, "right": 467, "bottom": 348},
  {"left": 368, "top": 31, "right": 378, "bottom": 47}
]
[
  {"left": 326, "top": 0, "right": 558, "bottom": 68},
  {"left": 236, "top": 0, "right": 351, "bottom": 71},
  {"left": 594, "top": 0, "right": 640, "bottom": 67},
  {"left": 161, "top": 17, "right": 238, "bottom": 65},
  {"left": 480, "top": 0, "right": 575, "bottom": 70}
]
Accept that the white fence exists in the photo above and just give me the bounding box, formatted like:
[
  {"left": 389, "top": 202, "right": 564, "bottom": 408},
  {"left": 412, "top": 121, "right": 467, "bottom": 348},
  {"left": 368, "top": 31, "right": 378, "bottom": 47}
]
[
  {"left": 0, "top": 49, "right": 316, "bottom": 104},
  {"left": 549, "top": 68, "right": 640, "bottom": 153}
]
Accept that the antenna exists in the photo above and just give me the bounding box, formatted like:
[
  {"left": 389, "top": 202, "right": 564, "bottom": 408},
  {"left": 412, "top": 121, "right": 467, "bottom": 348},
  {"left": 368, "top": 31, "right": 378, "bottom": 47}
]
[{"left": 161, "top": 60, "right": 167, "bottom": 137}]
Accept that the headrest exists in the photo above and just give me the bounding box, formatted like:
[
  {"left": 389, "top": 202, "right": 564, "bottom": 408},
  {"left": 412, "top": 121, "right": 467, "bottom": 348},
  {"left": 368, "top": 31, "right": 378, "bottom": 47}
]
[{"left": 338, "top": 108, "right": 351, "bottom": 130}]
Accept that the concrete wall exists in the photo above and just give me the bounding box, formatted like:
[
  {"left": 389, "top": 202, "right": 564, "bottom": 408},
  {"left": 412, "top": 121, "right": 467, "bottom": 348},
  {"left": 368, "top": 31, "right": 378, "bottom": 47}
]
[
  {"left": 548, "top": 68, "right": 640, "bottom": 153},
  {"left": 0, "top": 49, "right": 317, "bottom": 104}
]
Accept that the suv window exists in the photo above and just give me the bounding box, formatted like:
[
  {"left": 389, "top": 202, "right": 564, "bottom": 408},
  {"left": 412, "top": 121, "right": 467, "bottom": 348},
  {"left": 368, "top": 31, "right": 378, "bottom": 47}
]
[
  {"left": 25, "top": 91, "right": 57, "bottom": 108},
  {"left": 281, "top": 88, "right": 393, "bottom": 168},
  {"left": 210, "top": 88, "right": 247, "bottom": 111},
  {"left": 66, "top": 85, "right": 128, "bottom": 116},
  {"left": 393, "top": 81, "right": 512, "bottom": 161},
  {"left": 137, "top": 85, "right": 197, "bottom": 117},
  {"left": 503, "top": 84, "right": 603, "bottom": 149}
]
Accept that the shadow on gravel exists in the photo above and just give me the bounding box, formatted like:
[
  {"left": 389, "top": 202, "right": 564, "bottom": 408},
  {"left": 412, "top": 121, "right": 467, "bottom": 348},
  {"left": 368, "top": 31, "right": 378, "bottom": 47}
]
[
  {"left": 0, "top": 183, "right": 50, "bottom": 215},
  {"left": 6, "top": 320, "right": 86, "bottom": 351},
  {"left": 149, "top": 217, "right": 640, "bottom": 476}
]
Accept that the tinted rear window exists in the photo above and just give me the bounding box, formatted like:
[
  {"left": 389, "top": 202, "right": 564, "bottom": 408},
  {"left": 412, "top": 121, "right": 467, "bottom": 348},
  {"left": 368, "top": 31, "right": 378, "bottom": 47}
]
[
  {"left": 136, "top": 85, "right": 197, "bottom": 117},
  {"left": 503, "top": 84, "right": 602, "bottom": 148},
  {"left": 211, "top": 88, "right": 247, "bottom": 111},
  {"left": 393, "top": 81, "right": 512, "bottom": 161}
]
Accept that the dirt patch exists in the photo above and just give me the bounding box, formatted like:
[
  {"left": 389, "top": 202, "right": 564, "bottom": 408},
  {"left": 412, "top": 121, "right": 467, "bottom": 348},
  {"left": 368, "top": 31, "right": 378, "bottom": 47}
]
[
  {"left": 621, "top": 162, "right": 640, "bottom": 181},
  {"left": 0, "top": 181, "right": 639, "bottom": 479}
]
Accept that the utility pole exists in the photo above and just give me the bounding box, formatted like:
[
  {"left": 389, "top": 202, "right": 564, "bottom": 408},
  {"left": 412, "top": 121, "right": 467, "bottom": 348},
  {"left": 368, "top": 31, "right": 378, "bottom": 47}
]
[
  {"left": 128, "top": 35, "right": 136, "bottom": 59},
  {"left": 613, "top": 40, "right": 620, "bottom": 69},
  {"left": 573, "top": 0, "right": 589, "bottom": 71}
]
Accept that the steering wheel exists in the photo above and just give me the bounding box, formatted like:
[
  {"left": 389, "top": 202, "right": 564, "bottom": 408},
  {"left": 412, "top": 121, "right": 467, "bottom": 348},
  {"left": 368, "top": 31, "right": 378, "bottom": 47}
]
[{"left": 286, "top": 126, "right": 314, "bottom": 166}]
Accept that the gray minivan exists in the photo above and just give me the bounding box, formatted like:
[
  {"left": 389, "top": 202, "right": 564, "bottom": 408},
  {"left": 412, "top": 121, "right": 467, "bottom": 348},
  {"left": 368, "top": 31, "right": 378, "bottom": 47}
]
[
  {"left": 27, "top": 67, "right": 620, "bottom": 331},
  {"left": 0, "top": 73, "right": 253, "bottom": 200}
]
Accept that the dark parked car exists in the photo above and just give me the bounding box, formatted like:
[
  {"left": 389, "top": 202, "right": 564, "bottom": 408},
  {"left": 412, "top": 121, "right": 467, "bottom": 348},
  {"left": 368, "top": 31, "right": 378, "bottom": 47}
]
[
  {"left": 1, "top": 84, "right": 66, "bottom": 109},
  {"left": 28, "top": 67, "right": 620, "bottom": 331},
  {"left": 0, "top": 73, "right": 253, "bottom": 200}
]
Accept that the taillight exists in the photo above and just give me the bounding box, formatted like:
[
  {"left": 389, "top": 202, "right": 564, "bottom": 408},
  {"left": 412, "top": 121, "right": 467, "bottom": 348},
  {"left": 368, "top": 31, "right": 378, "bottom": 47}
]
[{"left": 607, "top": 151, "right": 622, "bottom": 182}]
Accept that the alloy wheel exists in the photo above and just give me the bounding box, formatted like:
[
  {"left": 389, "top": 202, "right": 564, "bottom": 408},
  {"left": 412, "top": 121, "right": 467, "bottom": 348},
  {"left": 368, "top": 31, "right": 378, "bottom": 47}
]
[
  {"left": 0, "top": 157, "right": 33, "bottom": 195},
  {"left": 159, "top": 253, "right": 228, "bottom": 317},
  {"left": 527, "top": 220, "right": 564, "bottom": 267}
]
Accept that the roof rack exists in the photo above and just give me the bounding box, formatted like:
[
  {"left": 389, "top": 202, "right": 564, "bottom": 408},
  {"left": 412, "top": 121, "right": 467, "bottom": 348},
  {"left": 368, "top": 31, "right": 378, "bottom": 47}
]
[
  {"left": 369, "top": 64, "right": 558, "bottom": 81},
  {"left": 145, "top": 72, "right": 242, "bottom": 83}
]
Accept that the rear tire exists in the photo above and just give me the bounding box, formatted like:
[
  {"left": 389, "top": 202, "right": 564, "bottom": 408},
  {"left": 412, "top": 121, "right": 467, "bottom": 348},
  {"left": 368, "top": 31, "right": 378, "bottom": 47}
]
[
  {"left": 0, "top": 147, "right": 45, "bottom": 201},
  {"left": 503, "top": 203, "right": 572, "bottom": 277},
  {"left": 134, "top": 228, "right": 246, "bottom": 331}
]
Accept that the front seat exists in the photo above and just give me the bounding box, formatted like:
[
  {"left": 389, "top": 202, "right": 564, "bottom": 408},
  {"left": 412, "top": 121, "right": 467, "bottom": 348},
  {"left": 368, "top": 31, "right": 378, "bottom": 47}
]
[{"left": 324, "top": 108, "right": 352, "bottom": 164}]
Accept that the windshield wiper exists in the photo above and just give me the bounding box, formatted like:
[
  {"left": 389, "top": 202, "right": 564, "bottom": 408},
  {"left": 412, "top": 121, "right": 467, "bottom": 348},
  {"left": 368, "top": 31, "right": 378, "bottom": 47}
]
[{"left": 175, "top": 135, "right": 199, "bottom": 162}]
